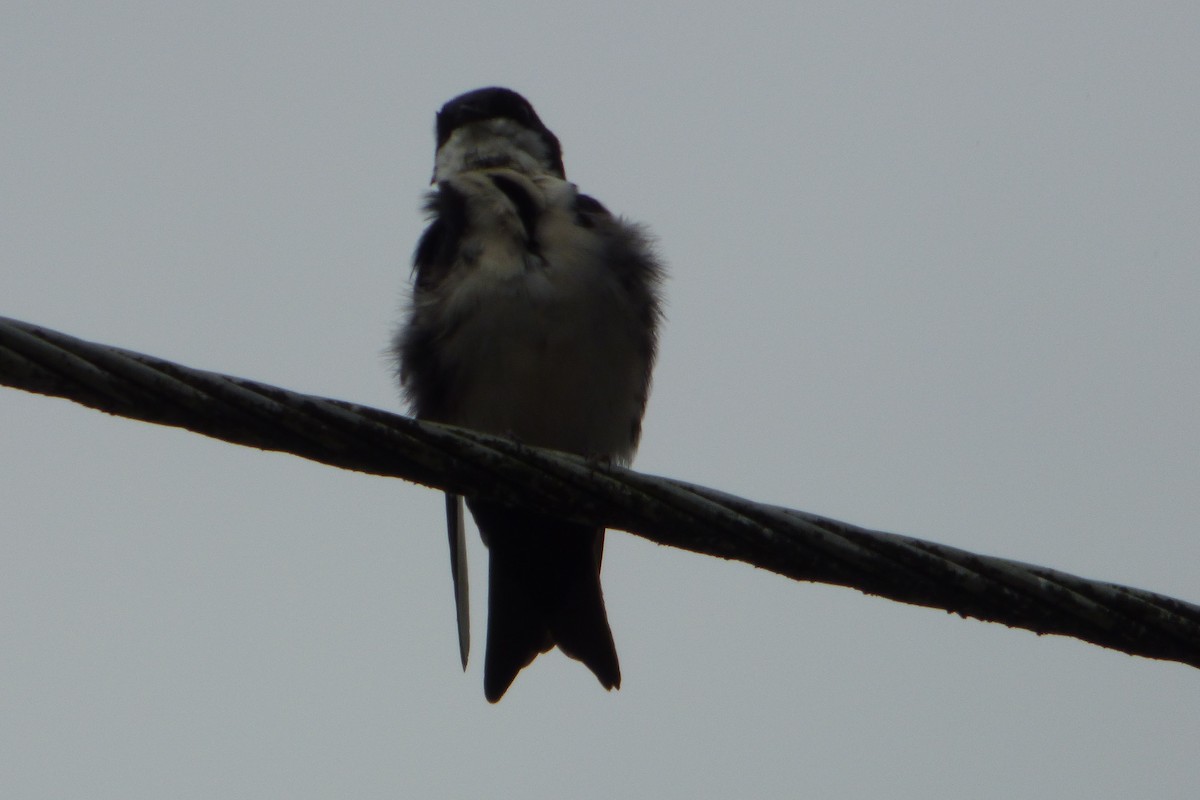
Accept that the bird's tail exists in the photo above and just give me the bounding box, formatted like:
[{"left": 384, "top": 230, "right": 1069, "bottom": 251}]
[{"left": 467, "top": 500, "right": 621, "bottom": 703}]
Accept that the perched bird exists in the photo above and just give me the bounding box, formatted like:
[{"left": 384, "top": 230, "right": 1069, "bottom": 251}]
[{"left": 394, "top": 87, "right": 663, "bottom": 702}]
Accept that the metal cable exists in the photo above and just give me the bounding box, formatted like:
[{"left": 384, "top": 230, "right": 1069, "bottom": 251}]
[{"left": 3, "top": 314, "right": 1198, "bottom": 669}]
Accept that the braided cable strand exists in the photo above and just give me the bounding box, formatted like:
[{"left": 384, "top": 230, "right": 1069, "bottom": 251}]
[{"left": 3, "top": 314, "right": 1199, "bottom": 669}]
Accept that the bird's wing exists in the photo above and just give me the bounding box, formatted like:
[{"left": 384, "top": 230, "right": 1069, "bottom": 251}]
[{"left": 445, "top": 492, "right": 470, "bottom": 668}]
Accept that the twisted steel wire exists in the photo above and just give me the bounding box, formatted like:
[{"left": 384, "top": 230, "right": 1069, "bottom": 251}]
[{"left": 3, "top": 314, "right": 1198, "bottom": 669}]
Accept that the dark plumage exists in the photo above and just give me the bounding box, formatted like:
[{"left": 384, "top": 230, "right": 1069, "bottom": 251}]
[{"left": 395, "top": 88, "right": 663, "bottom": 701}]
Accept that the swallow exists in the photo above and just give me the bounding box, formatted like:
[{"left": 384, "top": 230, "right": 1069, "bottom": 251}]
[{"left": 394, "top": 87, "right": 663, "bottom": 701}]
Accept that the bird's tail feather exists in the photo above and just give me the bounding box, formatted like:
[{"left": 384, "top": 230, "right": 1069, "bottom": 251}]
[{"left": 469, "top": 501, "right": 621, "bottom": 703}]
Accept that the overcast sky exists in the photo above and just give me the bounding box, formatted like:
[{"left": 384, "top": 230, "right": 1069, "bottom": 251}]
[{"left": 4, "top": 3, "right": 1199, "bottom": 798}]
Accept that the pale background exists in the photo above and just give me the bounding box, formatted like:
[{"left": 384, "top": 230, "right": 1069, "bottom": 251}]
[{"left": 3, "top": 3, "right": 1198, "bottom": 797}]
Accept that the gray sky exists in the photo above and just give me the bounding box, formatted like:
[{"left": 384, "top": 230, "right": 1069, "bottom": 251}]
[{"left": 4, "top": 3, "right": 1199, "bottom": 797}]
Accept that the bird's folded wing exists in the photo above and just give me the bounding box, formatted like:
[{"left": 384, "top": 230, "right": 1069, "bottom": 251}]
[{"left": 445, "top": 492, "right": 470, "bottom": 668}]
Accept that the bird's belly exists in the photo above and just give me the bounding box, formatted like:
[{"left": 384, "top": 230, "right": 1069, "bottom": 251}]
[{"left": 441, "top": 281, "right": 643, "bottom": 461}]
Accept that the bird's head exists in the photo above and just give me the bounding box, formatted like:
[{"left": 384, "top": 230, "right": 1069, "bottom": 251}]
[{"left": 432, "top": 87, "right": 565, "bottom": 182}]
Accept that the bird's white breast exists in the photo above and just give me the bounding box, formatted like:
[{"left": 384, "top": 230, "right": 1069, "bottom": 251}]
[{"left": 430, "top": 172, "right": 645, "bottom": 461}]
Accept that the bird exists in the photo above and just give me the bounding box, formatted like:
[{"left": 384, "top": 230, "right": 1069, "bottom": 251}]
[{"left": 393, "top": 87, "right": 663, "bottom": 702}]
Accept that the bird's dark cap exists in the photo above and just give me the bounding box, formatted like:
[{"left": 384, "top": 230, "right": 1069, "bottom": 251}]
[
  {"left": 436, "top": 88, "right": 544, "bottom": 145},
  {"left": 435, "top": 87, "right": 564, "bottom": 175}
]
